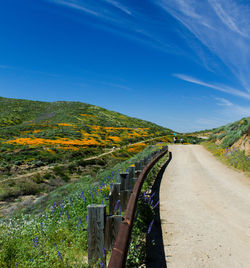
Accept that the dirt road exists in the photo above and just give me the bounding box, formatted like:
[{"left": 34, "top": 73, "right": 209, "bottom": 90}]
[{"left": 160, "top": 145, "right": 250, "bottom": 268}]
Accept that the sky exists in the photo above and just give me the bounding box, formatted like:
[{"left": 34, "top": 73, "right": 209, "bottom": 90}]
[{"left": 0, "top": 0, "right": 250, "bottom": 132}]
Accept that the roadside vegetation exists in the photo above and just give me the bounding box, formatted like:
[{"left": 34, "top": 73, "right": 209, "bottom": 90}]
[
  {"left": 0, "top": 144, "right": 165, "bottom": 267},
  {"left": 194, "top": 117, "right": 250, "bottom": 174},
  {"left": 127, "top": 151, "right": 169, "bottom": 266}
]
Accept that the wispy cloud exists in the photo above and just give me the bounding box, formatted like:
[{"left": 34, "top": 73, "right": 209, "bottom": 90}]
[
  {"left": 103, "top": 0, "right": 132, "bottom": 15},
  {"left": 216, "top": 99, "right": 250, "bottom": 118},
  {"left": 214, "top": 97, "right": 233, "bottom": 106},
  {"left": 46, "top": 0, "right": 250, "bottom": 100},
  {"left": 157, "top": 0, "right": 250, "bottom": 93},
  {"left": 50, "top": 0, "right": 99, "bottom": 16},
  {"left": 174, "top": 73, "right": 250, "bottom": 100},
  {"left": 100, "top": 81, "right": 131, "bottom": 91}
]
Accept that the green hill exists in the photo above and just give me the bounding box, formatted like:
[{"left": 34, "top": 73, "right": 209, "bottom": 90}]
[
  {"left": 193, "top": 117, "right": 250, "bottom": 173},
  {"left": 0, "top": 96, "right": 174, "bottom": 208}
]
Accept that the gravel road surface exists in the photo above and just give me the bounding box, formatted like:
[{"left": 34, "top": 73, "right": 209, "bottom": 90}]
[{"left": 160, "top": 145, "right": 250, "bottom": 268}]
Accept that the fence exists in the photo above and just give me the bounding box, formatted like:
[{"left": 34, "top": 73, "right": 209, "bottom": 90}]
[{"left": 87, "top": 146, "right": 168, "bottom": 267}]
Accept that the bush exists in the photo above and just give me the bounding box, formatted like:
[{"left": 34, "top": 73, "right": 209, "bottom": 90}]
[
  {"left": 221, "top": 131, "right": 242, "bottom": 148},
  {"left": 19, "top": 180, "right": 41, "bottom": 195},
  {"left": 31, "top": 173, "right": 44, "bottom": 184}
]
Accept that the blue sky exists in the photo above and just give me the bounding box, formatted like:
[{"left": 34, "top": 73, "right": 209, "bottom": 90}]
[{"left": 0, "top": 0, "right": 249, "bottom": 132}]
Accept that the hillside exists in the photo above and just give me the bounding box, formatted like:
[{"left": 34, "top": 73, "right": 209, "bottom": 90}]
[
  {"left": 0, "top": 96, "right": 174, "bottom": 214},
  {"left": 197, "top": 117, "right": 250, "bottom": 154},
  {"left": 191, "top": 117, "right": 250, "bottom": 173},
  {"left": 0, "top": 96, "right": 173, "bottom": 165}
]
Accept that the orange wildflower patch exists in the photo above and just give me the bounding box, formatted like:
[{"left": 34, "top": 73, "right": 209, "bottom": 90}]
[
  {"left": 80, "top": 114, "right": 96, "bottom": 118},
  {"left": 5, "top": 137, "right": 101, "bottom": 147},
  {"left": 33, "top": 129, "right": 42, "bottom": 133},
  {"left": 58, "top": 123, "right": 73, "bottom": 127},
  {"left": 127, "top": 142, "right": 147, "bottom": 153},
  {"left": 108, "top": 136, "right": 122, "bottom": 142}
]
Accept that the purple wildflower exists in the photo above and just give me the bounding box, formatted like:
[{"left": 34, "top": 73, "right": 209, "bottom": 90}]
[
  {"left": 102, "top": 248, "right": 106, "bottom": 256},
  {"left": 66, "top": 210, "right": 70, "bottom": 220},
  {"left": 85, "top": 215, "right": 87, "bottom": 221},
  {"left": 80, "top": 191, "right": 84, "bottom": 198},
  {"left": 84, "top": 197, "right": 86, "bottom": 203},
  {"left": 114, "top": 200, "right": 120, "bottom": 214},
  {"left": 57, "top": 251, "right": 63, "bottom": 262},
  {"left": 51, "top": 202, "right": 56, "bottom": 214},
  {"left": 40, "top": 215, "right": 43, "bottom": 235},
  {"left": 100, "top": 261, "right": 105, "bottom": 268},
  {"left": 147, "top": 219, "right": 154, "bottom": 234},
  {"left": 32, "top": 237, "right": 38, "bottom": 248}
]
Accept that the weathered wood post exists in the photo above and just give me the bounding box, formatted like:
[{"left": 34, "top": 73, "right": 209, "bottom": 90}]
[
  {"left": 128, "top": 165, "right": 137, "bottom": 188},
  {"left": 127, "top": 166, "right": 135, "bottom": 189},
  {"left": 88, "top": 204, "right": 106, "bottom": 266},
  {"left": 119, "top": 172, "right": 130, "bottom": 211},
  {"left": 119, "top": 172, "right": 128, "bottom": 192},
  {"left": 104, "top": 215, "right": 122, "bottom": 251},
  {"left": 134, "top": 161, "right": 142, "bottom": 178},
  {"left": 109, "top": 183, "right": 120, "bottom": 215},
  {"left": 139, "top": 159, "right": 144, "bottom": 171}
]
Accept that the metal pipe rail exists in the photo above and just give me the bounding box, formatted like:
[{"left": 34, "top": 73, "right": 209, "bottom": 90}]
[{"left": 108, "top": 146, "right": 168, "bottom": 268}]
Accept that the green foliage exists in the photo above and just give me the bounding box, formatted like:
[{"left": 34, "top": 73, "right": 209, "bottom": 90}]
[
  {"left": 203, "top": 142, "right": 250, "bottom": 173},
  {"left": 127, "top": 152, "right": 169, "bottom": 267},
  {"left": 217, "top": 133, "right": 226, "bottom": 140},
  {"left": 221, "top": 131, "right": 243, "bottom": 148},
  {"left": 0, "top": 145, "right": 162, "bottom": 266},
  {"left": 204, "top": 117, "right": 250, "bottom": 148}
]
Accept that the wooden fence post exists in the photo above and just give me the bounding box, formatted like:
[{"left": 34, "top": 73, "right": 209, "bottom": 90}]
[
  {"left": 104, "top": 215, "right": 122, "bottom": 251},
  {"left": 109, "top": 183, "right": 120, "bottom": 215},
  {"left": 88, "top": 204, "right": 106, "bottom": 266},
  {"left": 127, "top": 166, "right": 135, "bottom": 190},
  {"left": 119, "top": 172, "right": 128, "bottom": 191}
]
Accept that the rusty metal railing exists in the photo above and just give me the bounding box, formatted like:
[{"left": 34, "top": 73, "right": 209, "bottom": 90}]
[{"left": 108, "top": 146, "right": 168, "bottom": 268}]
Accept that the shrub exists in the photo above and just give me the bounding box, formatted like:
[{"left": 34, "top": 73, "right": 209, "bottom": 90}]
[
  {"left": 19, "top": 180, "right": 41, "bottom": 195},
  {"left": 221, "top": 131, "right": 242, "bottom": 148},
  {"left": 31, "top": 173, "right": 44, "bottom": 184}
]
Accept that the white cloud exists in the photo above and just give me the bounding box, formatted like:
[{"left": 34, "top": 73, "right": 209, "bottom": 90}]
[
  {"left": 214, "top": 97, "right": 233, "bottom": 106},
  {"left": 157, "top": 0, "right": 250, "bottom": 93},
  {"left": 100, "top": 81, "right": 131, "bottom": 91},
  {"left": 103, "top": 0, "right": 132, "bottom": 15},
  {"left": 51, "top": 0, "right": 99, "bottom": 16},
  {"left": 46, "top": 0, "right": 250, "bottom": 98},
  {"left": 174, "top": 73, "right": 250, "bottom": 100}
]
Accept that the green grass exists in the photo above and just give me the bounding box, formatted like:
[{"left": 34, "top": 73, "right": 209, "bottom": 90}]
[
  {"left": 0, "top": 145, "right": 163, "bottom": 267},
  {"left": 203, "top": 142, "right": 250, "bottom": 174}
]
